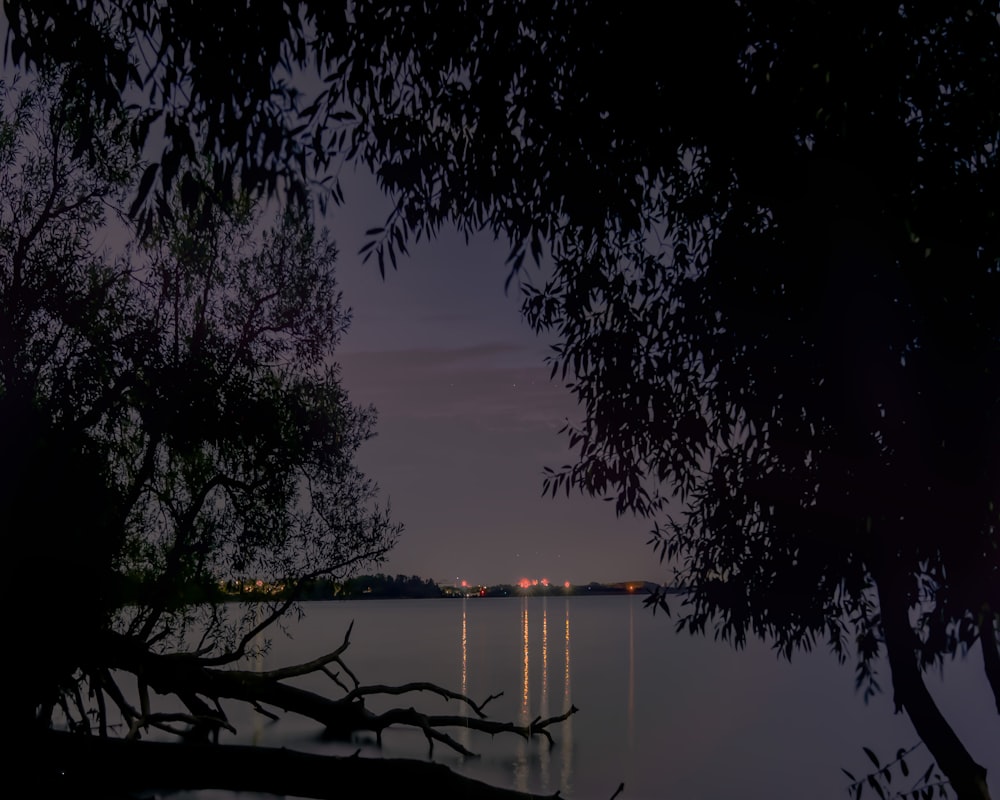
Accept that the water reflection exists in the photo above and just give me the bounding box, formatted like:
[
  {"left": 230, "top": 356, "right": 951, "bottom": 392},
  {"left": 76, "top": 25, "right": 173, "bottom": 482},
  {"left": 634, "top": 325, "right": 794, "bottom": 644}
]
[
  {"left": 459, "top": 598, "right": 469, "bottom": 750},
  {"left": 252, "top": 605, "right": 266, "bottom": 746},
  {"left": 628, "top": 597, "right": 635, "bottom": 750},
  {"left": 540, "top": 597, "right": 549, "bottom": 789},
  {"left": 541, "top": 598, "right": 549, "bottom": 719},
  {"left": 515, "top": 596, "right": 531, "bottom": 791},
  {"left": 505, "top": 596, "right": 574, "bottom": 795},
  {"left": 461, "top": 598, "right": 468, "bottom": 697},
  {"left": 244, "top": 599, "right": 998, "bottom": 800},
  {"left": 521, "top": 598, "right": 530, "bottom": 722},
  {"left": 562, "top": 598, "right": 573, "bottom": 797}
]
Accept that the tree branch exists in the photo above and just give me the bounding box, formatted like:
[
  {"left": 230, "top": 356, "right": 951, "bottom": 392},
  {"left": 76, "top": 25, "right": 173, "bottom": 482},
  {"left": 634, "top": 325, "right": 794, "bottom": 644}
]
[
  {"left": 344, "top": 682, "right": 500, "bottom": 719},
  {"left": 875, "top": 574, "right": 990, "bottom": 799},
  {"left": 101, "top": 628, "right": 575, "bottom": 758},
  {"left": 980, "top": 608, "right": 1000, "bottom": 716}
]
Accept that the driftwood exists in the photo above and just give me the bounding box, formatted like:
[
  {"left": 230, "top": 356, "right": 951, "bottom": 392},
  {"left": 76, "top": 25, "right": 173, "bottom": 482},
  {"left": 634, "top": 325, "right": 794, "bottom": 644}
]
[{"left": 44, "top": 620, "right": 579, "bottom": 798}]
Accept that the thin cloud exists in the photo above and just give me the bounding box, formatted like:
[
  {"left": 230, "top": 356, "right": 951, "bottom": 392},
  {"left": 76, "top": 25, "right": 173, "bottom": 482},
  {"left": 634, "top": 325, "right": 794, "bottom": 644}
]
[{"left": 338, "top": 343, "right": 577, "bottom": 432}]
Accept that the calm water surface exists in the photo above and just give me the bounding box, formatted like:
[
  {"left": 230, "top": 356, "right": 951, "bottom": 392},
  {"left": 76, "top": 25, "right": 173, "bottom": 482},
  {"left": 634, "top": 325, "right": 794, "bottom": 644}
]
[{"left": 188, "top": 596, "right": 997, "bottom": 800}]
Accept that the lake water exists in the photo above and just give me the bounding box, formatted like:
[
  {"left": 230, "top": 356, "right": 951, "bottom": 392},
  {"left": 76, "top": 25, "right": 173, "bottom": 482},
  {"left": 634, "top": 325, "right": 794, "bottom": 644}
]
[{"left": 184, "top": 596, "right": 997, "bottom": 800}]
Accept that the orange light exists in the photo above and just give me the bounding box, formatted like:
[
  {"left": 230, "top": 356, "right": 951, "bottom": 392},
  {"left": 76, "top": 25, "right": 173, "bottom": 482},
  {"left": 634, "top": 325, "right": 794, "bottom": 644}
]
[
  {"left": 541, "top": 578, "right": 549, "bottom": 587},
  {"left": 564, "top": 581, "right": 571, "bottom": 589},
  {"left": 460, "top": 580, "right": 468, "bottom": 588}
]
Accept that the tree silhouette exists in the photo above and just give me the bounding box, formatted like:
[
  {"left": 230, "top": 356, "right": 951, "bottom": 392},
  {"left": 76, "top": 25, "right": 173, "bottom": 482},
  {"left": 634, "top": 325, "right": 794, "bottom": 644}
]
[
  {"left": 1, "top": 77, "right": 575, "bottom": 798},
  {"left": 5, "top": 2, "right": 998, "bottom": 797}
]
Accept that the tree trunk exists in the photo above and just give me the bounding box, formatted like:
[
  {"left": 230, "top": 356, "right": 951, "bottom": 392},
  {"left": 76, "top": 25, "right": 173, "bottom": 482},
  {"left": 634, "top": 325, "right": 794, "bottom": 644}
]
[
  {"left": 876, "top": 576, "right": 991, "bottom": 799},
  {"left": 980, "top": 608, "right": 1000, "bottom": 716}
]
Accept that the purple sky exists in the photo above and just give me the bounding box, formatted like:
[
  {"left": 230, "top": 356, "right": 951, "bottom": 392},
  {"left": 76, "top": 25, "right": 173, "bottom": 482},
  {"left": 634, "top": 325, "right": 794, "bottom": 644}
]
[{"left": 328, "top": 168, "right": 657, "bottom": 587}]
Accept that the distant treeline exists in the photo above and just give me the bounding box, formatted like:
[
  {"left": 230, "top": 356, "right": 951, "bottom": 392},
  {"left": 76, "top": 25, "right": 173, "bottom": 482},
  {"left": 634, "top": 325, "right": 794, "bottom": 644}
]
[
  {"left": 204, "top": 573, "right": 444, "bottom": 600},
  {"left": 320, "top": 576, "right": 656, "bottom": 599},
  {"left": 338, "top": 573, "right": 445, "bottom": 599},
  {"left": 192, "top": 575, "right": 658, "bottom": 602}
]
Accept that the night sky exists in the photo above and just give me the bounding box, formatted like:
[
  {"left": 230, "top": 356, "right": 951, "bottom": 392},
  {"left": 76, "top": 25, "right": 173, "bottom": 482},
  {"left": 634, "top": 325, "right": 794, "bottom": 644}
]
[{"left": 328, "top": 168, "right": 656, "bottom": 587}]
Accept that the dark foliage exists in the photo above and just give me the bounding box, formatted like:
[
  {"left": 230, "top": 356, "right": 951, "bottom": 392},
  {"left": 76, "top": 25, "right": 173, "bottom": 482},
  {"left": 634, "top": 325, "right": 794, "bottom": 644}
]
[
  {"left": 341, "top": 572, "right": 444, "bottom": 598},
  {"left": 5, "top": 2, "right": 998, "bottom": 797},
  {"left": 1, "top": 74, "right": 577, "bottom": 800}
]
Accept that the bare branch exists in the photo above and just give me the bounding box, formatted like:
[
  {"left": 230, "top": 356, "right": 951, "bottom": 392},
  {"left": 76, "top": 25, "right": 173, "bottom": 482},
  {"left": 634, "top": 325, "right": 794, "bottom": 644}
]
[
  {"left": 345, "top": 682, "right": 497, "bottom": 719},
  {"left": 249, "top": 620, "right": 354, "bottom": 681},
  {"left": 100, "top": 627, "right": 575, "bottom": 759}
]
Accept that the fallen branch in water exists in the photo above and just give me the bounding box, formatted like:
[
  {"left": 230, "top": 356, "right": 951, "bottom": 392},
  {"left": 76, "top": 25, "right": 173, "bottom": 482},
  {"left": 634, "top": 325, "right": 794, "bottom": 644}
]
[{"left": 47, "top": 621, "right": 577, "bottom": 798}]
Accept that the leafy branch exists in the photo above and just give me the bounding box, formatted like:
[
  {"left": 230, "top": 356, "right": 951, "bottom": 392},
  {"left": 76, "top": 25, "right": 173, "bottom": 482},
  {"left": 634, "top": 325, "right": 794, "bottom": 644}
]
[{"left": 843, "top": 743, "right": 951, "bottom": 800}]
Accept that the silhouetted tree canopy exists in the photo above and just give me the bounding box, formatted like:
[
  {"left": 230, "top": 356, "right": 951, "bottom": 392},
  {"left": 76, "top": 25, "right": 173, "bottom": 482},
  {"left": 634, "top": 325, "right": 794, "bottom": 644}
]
[
  {"left": 0, "top": 70, "right": 397, "bottom": 713},
  {"left": 342, "top": 572, "right": 445, "bottom": 598},
  {"left": 2, "top": 72, "right": 577, "bottom": 800},
  {"left": 5, "top": 2, "right": 998, "bottom": 797}
]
